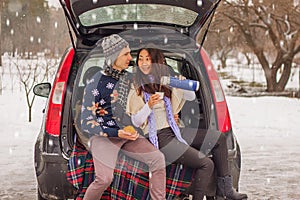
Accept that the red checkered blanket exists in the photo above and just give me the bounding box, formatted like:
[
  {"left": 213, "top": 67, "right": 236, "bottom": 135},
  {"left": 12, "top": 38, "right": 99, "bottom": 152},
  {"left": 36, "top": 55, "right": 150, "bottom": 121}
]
[{"left": 67, "top": 138, "right": 195, "bottom": 200}]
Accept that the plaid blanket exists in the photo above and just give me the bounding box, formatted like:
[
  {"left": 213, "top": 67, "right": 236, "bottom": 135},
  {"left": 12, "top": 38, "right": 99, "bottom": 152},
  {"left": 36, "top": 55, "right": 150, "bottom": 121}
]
[{"left": 67, "top": 138, "right": 195, "bottom": 200}]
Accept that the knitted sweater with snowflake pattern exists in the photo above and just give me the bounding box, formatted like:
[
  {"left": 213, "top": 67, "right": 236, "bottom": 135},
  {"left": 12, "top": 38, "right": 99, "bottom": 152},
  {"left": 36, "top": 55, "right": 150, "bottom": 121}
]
[{"left": 81, "top": 71, "right": 120, "bottom": 138}]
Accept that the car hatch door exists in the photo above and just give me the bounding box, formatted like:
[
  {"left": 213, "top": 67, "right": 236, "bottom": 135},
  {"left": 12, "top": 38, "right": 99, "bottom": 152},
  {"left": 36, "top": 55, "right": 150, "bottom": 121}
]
[{"left": 60, "top": 0, "right": 220, "bottom": 43}]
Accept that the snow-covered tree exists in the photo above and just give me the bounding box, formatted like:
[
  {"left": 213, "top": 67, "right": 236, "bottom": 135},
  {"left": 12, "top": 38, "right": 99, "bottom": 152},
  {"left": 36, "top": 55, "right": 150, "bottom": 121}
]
[{"left": 216, "top": 0, "right": 300, "bottom": 92}]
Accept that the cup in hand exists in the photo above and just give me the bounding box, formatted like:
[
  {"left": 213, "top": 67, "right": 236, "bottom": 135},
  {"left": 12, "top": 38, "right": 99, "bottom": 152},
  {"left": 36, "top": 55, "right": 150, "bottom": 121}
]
[{"left": 155, "top": 92, "right": 164, "bottom": 100}]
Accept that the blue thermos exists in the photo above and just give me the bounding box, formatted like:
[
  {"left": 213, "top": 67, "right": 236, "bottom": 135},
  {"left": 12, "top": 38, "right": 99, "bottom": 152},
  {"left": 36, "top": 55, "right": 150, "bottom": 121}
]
[{"left": 160, "top": 76, "right": 200, "bottom": 91}]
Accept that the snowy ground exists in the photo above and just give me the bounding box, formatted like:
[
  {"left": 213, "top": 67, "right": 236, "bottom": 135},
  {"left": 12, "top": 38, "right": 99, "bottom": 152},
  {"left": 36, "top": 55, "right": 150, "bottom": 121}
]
[
  {"left": 0, "top": 90, "right": 299, "bottom": 199},
  {"left": 228, "top": 96, "right": 300, "bottom": 200},
  {"left": 0, "top": 93, "right": 44, "bottom": 199}
]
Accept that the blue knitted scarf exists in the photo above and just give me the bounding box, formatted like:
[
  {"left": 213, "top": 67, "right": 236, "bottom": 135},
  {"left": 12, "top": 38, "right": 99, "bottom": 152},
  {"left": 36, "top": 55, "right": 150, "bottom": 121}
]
[{"left": 144, "top": 92, "right": 188, "bottom": 149}]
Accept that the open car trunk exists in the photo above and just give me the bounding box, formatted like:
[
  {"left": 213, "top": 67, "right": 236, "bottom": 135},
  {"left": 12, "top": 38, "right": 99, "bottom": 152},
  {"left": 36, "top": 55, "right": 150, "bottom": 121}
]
[
  {"left": 58, "top": 1, "right": 237, "bottom": 199},
  {"left": 66, "top": 35, "right": 216, "bottom": 200},
  {"left": 70, "top": 27, "right": 213, "bottom": 142}
]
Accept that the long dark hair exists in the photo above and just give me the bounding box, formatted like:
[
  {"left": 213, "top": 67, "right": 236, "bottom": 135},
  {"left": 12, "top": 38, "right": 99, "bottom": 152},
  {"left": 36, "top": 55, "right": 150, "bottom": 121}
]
[{"left": 135, "top": 48, "right": 172, "bottom": 98}]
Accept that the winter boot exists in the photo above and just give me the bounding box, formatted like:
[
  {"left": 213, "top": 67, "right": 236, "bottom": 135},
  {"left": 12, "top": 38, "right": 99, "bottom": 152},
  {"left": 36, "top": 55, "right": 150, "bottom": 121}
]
[{"left": 217, "top": 175, "right": 248, "bottom": 200}]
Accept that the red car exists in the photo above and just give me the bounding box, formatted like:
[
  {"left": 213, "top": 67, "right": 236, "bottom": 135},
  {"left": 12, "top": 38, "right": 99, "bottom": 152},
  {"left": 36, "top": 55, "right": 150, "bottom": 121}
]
[{"left": 33, "top": 0, "right": 242, "bottom": 199}]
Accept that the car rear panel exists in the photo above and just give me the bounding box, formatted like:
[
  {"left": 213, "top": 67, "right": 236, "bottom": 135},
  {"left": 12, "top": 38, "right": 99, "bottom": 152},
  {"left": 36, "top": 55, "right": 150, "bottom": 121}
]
[
  {"left": 35, "top": 48, "right": 77, "bottom": 199},
  {"left": 198, "top": 48, "right": 241, "bottom": 188}
]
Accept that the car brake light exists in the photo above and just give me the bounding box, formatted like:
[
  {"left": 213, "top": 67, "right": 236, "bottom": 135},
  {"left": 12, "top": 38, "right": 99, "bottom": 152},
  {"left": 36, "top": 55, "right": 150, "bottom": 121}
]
[
  {"left": 45, "top": 48, "right": 74, "bottom": 136},
  {"left": 200, "top": 49, "right": 232, "bottom": 133}
]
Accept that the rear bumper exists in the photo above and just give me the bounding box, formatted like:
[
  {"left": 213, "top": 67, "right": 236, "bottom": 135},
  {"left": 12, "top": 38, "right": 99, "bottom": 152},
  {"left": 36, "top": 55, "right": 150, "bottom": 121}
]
[
  {"left": 34, "top": 132, "right": 76, "bottom": 199},
  {"left": 36, "top": 154, "right": 76, "bottom": 199}
]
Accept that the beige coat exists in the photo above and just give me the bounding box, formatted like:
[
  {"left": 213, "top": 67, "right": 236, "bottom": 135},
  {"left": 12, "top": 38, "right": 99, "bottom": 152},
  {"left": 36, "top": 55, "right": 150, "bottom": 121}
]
[{"left": 126, "top": 86, "right": 187, "bottom": 134}]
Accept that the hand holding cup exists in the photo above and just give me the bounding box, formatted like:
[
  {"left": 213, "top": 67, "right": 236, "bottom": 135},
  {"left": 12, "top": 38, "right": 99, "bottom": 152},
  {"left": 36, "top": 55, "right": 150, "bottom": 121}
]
[{"left": 148, "top": 93, "right": 161, "bottom": 108}]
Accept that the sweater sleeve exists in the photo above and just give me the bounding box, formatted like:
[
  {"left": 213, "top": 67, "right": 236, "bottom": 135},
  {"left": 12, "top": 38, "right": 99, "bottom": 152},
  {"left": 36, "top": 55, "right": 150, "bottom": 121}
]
[
  {"left": 183, "top": 90, "right": 196, "bottom": 101},
  {"left": 171, "top": 88, "right": 196, "bottom": 114},
  {"left": 131, "top": 103, "right": 152, "bottom": 127},
  {"left": 126, "top": 87, "right": 151, "bottom": 130}
]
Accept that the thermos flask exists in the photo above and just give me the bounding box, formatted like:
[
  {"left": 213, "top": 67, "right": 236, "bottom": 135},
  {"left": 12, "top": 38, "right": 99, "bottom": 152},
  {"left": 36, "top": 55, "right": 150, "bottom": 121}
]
[{"left": 160, "top": 76, "right": 200, "bottom": 91}]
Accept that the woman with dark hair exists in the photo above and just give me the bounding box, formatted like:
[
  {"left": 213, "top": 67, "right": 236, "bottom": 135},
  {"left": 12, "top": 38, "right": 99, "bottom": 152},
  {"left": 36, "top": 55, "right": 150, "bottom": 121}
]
[
  {"left": 126, "top": 48, "right": 248, "bottom": 200},
  {"left": 127, "top": 48, "right": 214, "bottom": 200}
]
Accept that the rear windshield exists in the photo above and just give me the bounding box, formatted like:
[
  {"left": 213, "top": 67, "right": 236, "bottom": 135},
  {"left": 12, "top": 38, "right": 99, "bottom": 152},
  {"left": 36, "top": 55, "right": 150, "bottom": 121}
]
[{"left": 79, "top": 4, "right": 198, "bottom": 27}]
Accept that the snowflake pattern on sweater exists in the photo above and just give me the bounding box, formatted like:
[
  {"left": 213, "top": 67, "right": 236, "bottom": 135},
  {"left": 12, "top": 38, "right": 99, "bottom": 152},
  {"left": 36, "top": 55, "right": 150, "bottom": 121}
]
[{"left": 81, "top": 72, "right": 120, "bottom": 137}]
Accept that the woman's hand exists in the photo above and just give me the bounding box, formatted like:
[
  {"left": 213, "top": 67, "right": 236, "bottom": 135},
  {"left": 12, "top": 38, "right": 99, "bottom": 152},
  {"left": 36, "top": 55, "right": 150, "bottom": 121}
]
[{"left": 148, "top": 93, "right": 161, "bottom": 109}]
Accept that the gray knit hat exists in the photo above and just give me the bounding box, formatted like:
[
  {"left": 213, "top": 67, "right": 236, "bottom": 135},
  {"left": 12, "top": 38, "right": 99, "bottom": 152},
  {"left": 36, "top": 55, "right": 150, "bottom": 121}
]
[{"left": 100, "top": 34, "right": 129, "bottom": 67}]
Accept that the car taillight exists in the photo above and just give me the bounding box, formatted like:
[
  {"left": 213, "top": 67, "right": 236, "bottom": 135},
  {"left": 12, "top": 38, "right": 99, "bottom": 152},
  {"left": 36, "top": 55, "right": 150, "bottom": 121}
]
[
  {"left": 45, "top": 48, "right": 74, "bottom": 136},
  {"left": 200, "top": 49, "right": 232, "bottom": 133}
]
